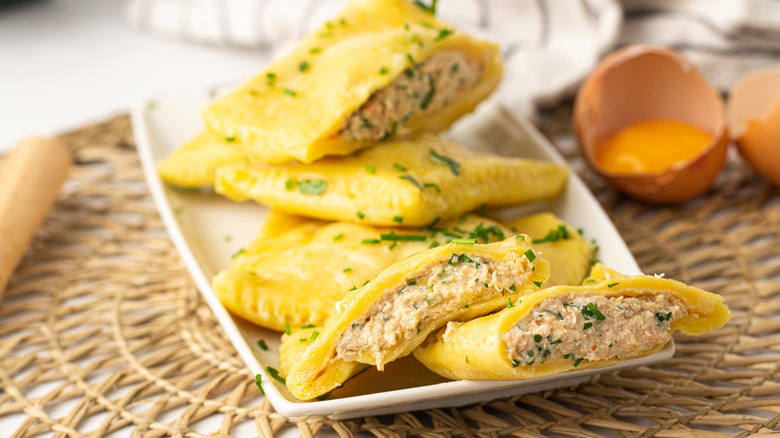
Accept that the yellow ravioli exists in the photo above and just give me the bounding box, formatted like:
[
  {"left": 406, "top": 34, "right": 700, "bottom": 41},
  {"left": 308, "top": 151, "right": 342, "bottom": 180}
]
[
  {"left": 413, "top": 265, "right": 730, "bottom": 381},
  {"left": 201, "top": 0, "right": 502, "bottom": 164},
  {"left": 282, "top": 237, "right": 550, "bottom": 400},
  {"left": 215, "top": 134, "right": 567, "bottom": 226}
]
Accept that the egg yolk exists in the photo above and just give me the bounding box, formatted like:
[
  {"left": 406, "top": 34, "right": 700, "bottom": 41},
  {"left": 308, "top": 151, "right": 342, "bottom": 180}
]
[{"left": 595, "top": 120, "right": 712, "bottom": 174}]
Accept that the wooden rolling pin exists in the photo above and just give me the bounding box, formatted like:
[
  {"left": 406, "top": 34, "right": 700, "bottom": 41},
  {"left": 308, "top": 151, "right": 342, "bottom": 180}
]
[{"left": 0, "top": 137, "right": 71, "bottom": 299}]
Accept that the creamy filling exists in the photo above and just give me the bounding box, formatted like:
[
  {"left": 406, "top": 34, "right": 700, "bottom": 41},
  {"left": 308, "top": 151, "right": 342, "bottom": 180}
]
[
  {"left": 337, "top": 252, "right": 531, "bottom": 367},
  {"left": 340, "top": 50, "right": 482, "bottom": 142},
  {"left": 503, "top": 293, "right": 685, "bottom": 367}
]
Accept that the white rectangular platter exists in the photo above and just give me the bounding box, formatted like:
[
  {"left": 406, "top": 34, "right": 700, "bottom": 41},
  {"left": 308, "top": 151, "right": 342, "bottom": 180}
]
[{"left": 131, "top": 87, "right": 672, "bottom": 420}]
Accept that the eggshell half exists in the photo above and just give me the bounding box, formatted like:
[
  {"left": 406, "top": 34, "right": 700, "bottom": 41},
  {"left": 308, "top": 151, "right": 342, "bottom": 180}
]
[
  {"left": 574, "top": 45, "right": 729, "bottom": 203},
  {"left": 727, "top": 68, "right": 780, "bottom": 186}
]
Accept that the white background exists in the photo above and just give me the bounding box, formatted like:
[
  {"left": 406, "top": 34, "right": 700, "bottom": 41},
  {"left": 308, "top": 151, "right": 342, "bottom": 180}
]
[{"left": 0, "top": 0, "right": 267, "bottom": 154}]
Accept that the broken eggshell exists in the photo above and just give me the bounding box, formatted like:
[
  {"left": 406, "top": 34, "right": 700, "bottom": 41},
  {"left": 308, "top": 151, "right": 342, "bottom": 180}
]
[
  {"left": 574, "top": 45, "right": 729, "bottom": 203},
  {"left": 727, "top": 67, "right": 780, "bottom": 186}
]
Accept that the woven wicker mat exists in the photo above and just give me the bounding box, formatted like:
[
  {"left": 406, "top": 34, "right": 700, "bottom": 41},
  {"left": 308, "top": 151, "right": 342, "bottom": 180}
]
[{"left": 1, "top": 111, "right": 779, "bottom": 438}]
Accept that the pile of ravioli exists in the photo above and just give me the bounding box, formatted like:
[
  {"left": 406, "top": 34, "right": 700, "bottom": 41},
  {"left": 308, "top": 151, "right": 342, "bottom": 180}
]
[{"left": 159, "top": 0, "right": 730, "bottom": 402}]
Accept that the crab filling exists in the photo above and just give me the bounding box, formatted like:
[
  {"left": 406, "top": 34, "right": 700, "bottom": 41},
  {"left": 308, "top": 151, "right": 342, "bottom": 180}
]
[
  {"left": 503, "top": 293, "right": 686, "bottom": 367},
  {"left": 340, "top": 50, "right": 482, "bottom": 142},
  {"left": 337, "top": 251, "right": 532, "bottom": 367}
]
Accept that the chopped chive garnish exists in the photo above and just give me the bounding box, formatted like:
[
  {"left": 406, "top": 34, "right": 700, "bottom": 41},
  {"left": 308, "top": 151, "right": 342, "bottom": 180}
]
[
  {"left": 285, "top": 178, "right": 295, "bottom": 191},
  {"left": 380, "top": 232, "right": 426, "bottom": 241},
  {"left": 364, "top": 164, "right": 376, "bottom": 174},
  {"left": 361, "top": 238, "right": 381, "bottom": 244},
  {"left": 392, "top": 216, "right": 404, "bottom": 223},
  {"left": 393, "top": 162, "right": 407, "bottom": 172},
  {"left": 333, "top": 233, "right": 345, "bottom": 241},
  {"left": 266, "top": 366, "right": 286, "bottom": 384},
  {"left": 524, "top": 249, "right": 536, "bottom": 262},
  {"left": 533, "top": 281, "right": 543, "bottom": 287},
  {"left": 511, "top": 359, "right": 521, "bottom": 368},
  {"left": 583, "top": 322, "right": 593, "bottom": 330},
  {"left": 534, "top": 334, "right": 543, "bottom": 343},
  {"left": 506, "top": 298, "right": 514, "bottom": 308},
  {"left": 379, "top": 66, "right": 389, "bottom": 75},
  {"left": 451, "top": 238, "right": 476, "bottom": 245},
  {"left": 357, "top": 211, "right": 365, "bottom": 220},
  {"left": 573, "top": 358, "right": 584, "bottom": 367},
  {"left": 388, "top": 241, "right": 397, "bottom": 249},
  {"left": 550, "top": 339, "right": 563, "bottom": 344},
  {"left": 298, "top": 179, "right": 328, "bottom": 195},
  {"left": 299, "top": 338, "right": 308, "bottom": 342},
  {"left": 255, "top": 374, "right": 265, "bottom": 394},
  {"left": 423, "top": 182, "right": 441, "bottom": 193},
  {"left": 414, "top": 0, "right": 439, "bottom": 14},
  {"left": 607, "top": 282, "right": 619, "bottom": 288},
  {"left": 420, "top": 74, "right": 435, "bottom": 110},
  {"left": 301, "top": 324, "right": 316, "bottom": 329},
  {"left": 583, "top": 303, "right": 606, "bottom": 321},
  {"left": 532, "top": 225, "right": 572, "bottom": 244},
  {"left": 429, "top": 149, "right": 461, "bottom": 175},
  {"left": 309, "top": 47, "right": 321, "bottom": 54},
  {"left": 435, "top": 28, "right": 454, "bottom": 41},
  {"left": 343, "top": 267, "right": 353, "bottom": 273},
  {"left": 389, "top": 121, "right": 398, "bottom": 138},
  {"left": 428, "top": 241, "right": 440, "bottom": 248},
  {"left": 256, "top": 339, "right": 268, "bottom": 351},
  {"left": 298, "top": 60, "right": 310, "bottom": 72},
  {"left": 399, "top": 174, "right": 424, "bottom": 190},
  {"left": 546, "top": 310, "right": 563, "bottom": 320},
  {"left": 406, "top": 53, "right": 415, "bottom": 64},
  {"left": 231, "top": 248, "right": 245, "bottom": 259},
  {"left": 225, "top": 136, "right": 236, "bottom": 142},
  {"left": 284, "top": 322, "right": 291, "bottom": 335},
  {"left": 283, "top": 88, "right": 297, "bottom": 97},
  {"left": 656, "top": 312, "right": 673, "bottom": 322},
  {"left": 465, "top": 355, "right": 469, "bottom": 364},
  {"left": 311, "top": 330, "right": 320, "bottom": 340}
]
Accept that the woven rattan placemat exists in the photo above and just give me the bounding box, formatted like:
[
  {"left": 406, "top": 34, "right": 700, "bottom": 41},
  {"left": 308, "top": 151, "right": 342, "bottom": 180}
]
[{"left": 1, "top": 112, "right": 778, "bottom": 437}]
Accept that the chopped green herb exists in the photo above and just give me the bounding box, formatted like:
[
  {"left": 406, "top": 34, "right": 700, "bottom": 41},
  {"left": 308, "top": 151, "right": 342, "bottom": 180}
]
[
  {"left": 607, "top": 282, "right": 619, "bottom": 288},
  {"left": 550, "top": 339, "right": 563, "bottom": 344},
  {"left": 423, "top": 182, "right": 441, "bottom": 193},
  {"left": 429, "top": 149, "right": 461, "bottom": 175},
  {"left": 582, "top": 303, "right": 606, "bottom": 321},
  {"left": 420, "top": 74, "right": 435, "bottom": 110},
  {"left": 266, "top": 72, "right": 277, "bottom": 87},
  {"left": 224, "top": 234, "right": 233, "bottom": 242},
  {"left": 533, "top": 281, "right": 543, "bottom": 287},
  {"left": 364, "top": 164, "right": 376, "bottom": 174},
  {"left": 609, "top": 342, "right": 613, "bottom": 348},
  {"left": 532, "top": 225, "right": 572, "bottom": 244},
  {"left": 546, "top": 310, "right": 563, "bottom": 320},
  {"left": 362, "top": 238, "right": 381, "bottom": 244},
  {"left": 413, "top": 0, "right": 439, "bottom": 14},
  {"left": 357, "top": 211, "right": 365, "bottom": 220},
  {"left": 393, "top": 162, "right": 407, "bottom": 172},
  {"left": 301, "top": 324, "right": 316, "bottom": 329},
  {"left": 406, "top": 53, "right": 415, "bottom": 64},
  {"left": 309, "top": 47, "right": 321, "bottom": 54},
  {"left": 399, "top": 174, "right": 424, "bottom": 190},
  {"left": 380, "top": 232, "right": 426, "bottom": 241},
  {"left": 231, "top": 248, "right": 245, "bottom": 259},
  {"left": 255, "top": 374, "right": 265, "bottom": 394},
  {"left": 451, "top": 238, "right": 476, "bottom": 245},
  {"left": 534, "top": 334, "right": 543, "bottom": 343},
  {"left": 656, "top": 312, "right": 673, "bottom": 322},
  {"left": 573, "top": 358, "right": 584, "bottom": 367},
  {"left": 464, "top": 304, "right": 469, "bottom": 309},
  {"left": 428, "top": 241, "right": 440, "bottom": 248},
  {"left": 507, "top": 298, "right": 514, "bottom": 308},
  {"left": 388, "top": 241, "right": 398, "bottom": 250},
  {"left": 298, "top": 60, "right": 310, "bottom": 72},
  {"left": 358, "top": 115, "right": 373, "bottom": 128},
  {"left": 283, "top": 88, "right": 297, "bottom": 97},
  {"left": 333, "top": 233, "right": 345, "bottom": 241},
  {"left": 284, "top": 322, "right": 291, "bottom": 335},
  {"left": 435, "top": 28, "right": 454, "bottom": 41},
  {"left": 584, "top": 279, "right": 596, "bottom": 284},
  {"left": 351, "top": 323, "right": 362, "bottom": 329},
  {"left": 225, "top": 136, "right": 236, "bottom": 142},
  {"left": 465, "top": 355, "right": 470, "bottom": 364},
  {"left": 524, "top": 249, "right": 536, "bottom": 262},
  {"left": 583, "top": 322, "right": 593, "bottom": 330},
  {"left": 285, "top": 178, "right": 295, "bottom": 191},
  {"left": 256, "top": 339, "right": 268, "bottom": 351},
  {"left": 392, "top": 216, "right": 404, "bottom": 224},
  {"left": 511, "top": 359, "right": 521, "bottom": 368},
  {"left": 299, "top": 338, "right": 308, "bottom": 342},
  {"left": 451, "top": 62, "right": 460, "bottom": 73},
  {"left": 339, "top": 18, "right": 347, "bottom": 26},
  {"left": 311, "top": 331, "right": 320, "bottom": 341},
  {"left": 379, "top": 66, "right": 389, "bottom": 75},
  {"left": 343, "top": 267, "right": 353, "bottom": 273},
  {"left": 589, "top": 259, "right": 601, "bottom": 266},
  {"left": 509, "top": 284, "right": 516, "bottom": 291},
  {"left": 266, "top": 366, "right": 286, "bottom": 384},
  {"left": 298, "top": 179, "right": 328, "bottom": 195},
  {"left": 388, "top": 121, "right": 398, "bottom": 138}
]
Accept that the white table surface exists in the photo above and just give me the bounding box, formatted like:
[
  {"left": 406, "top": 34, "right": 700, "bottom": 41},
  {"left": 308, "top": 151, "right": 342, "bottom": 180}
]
[{"left": 0, "top": 0, "right": 266, "bottom": 154}]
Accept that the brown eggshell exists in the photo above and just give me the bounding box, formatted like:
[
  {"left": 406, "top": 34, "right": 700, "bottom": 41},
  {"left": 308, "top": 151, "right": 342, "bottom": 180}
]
[
  {"left": 727, "top": 68, "right": 780, "bottom": 186},
  {"left": 574, "top": 45, "right": 729, "bottom": 203}
]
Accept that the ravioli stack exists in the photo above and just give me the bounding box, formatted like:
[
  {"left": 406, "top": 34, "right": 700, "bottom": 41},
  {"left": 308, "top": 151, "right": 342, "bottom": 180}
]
[{"left": 157, "top": 0, "right": 730, "bottom": 402}]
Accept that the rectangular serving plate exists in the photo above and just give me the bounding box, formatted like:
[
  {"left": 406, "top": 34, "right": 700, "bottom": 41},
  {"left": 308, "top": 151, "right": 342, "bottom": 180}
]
[{"left": 131, "top": 88, "right": 672, "bottom": 419}]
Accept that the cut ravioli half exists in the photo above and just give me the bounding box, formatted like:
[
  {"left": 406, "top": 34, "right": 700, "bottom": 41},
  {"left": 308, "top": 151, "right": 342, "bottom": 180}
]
[
  {"left": 215, "top": 134, "right": 567, "bottom": 226},
  {"left": 413, "top": 265, "right": 731, "bottom": 381},
  {"left": 213, "top": 212, "right": 514, "bottom": 331},
  {"left": 202, "top": 0, "right": 502, "bottom": 163},
  {"left": 283, "top": 237, "right": 550, "bottom": 400}
]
